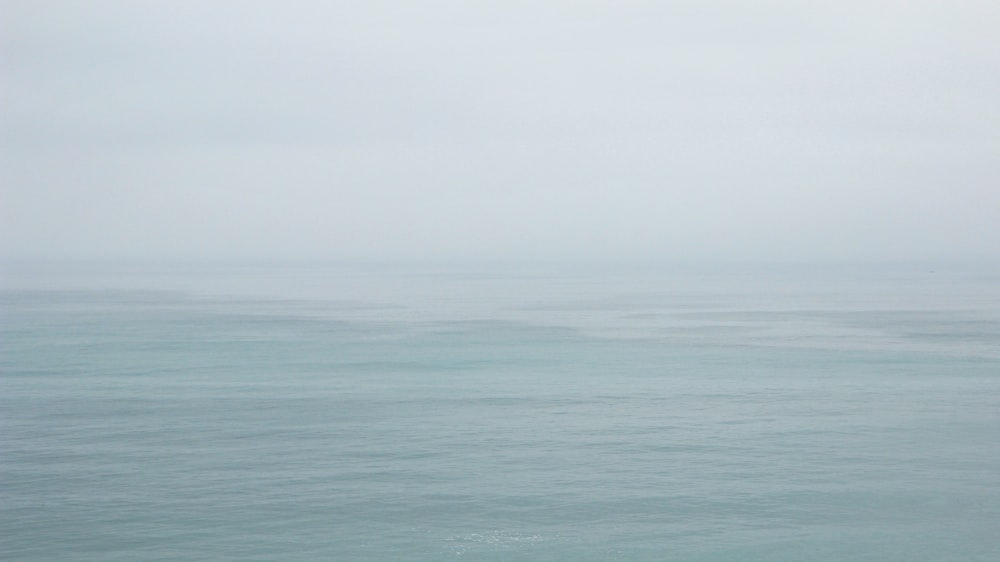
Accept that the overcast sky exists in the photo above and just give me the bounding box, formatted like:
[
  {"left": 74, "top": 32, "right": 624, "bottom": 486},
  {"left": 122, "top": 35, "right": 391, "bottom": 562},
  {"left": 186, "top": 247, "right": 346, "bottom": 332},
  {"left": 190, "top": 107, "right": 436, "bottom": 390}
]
[{"left": 3, "top": 1, "right": 998, "bottom": 262}]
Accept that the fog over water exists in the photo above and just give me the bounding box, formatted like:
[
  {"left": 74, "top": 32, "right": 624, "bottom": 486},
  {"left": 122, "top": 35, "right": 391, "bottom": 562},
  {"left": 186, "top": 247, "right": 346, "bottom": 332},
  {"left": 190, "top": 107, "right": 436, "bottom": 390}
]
[
  {"left": 4, "top": 7, "right": 1000, "bottom": 557},
  {"left": 3, "top": 1, "right": 998, "bottom": 263}
]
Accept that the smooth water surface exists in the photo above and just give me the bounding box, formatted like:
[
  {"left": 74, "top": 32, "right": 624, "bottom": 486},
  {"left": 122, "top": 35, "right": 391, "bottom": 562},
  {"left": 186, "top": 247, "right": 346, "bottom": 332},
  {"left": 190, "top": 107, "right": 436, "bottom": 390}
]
[{"left": 3, "top": 262, "right": 999, "bottom": 560}]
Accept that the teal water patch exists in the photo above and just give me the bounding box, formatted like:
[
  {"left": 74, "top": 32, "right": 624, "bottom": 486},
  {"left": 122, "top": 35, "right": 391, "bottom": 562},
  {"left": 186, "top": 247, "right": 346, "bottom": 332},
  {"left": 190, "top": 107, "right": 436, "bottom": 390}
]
[{"left": 3, "top": 264, "right": 1000, "bottom": 560}]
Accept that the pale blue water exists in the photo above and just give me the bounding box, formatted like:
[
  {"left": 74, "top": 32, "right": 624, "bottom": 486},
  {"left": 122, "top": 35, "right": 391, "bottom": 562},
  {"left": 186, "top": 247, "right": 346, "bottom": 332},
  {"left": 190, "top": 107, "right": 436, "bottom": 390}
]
[{"left": 3, "top": 262, "right": 1000, "bottom": 560}]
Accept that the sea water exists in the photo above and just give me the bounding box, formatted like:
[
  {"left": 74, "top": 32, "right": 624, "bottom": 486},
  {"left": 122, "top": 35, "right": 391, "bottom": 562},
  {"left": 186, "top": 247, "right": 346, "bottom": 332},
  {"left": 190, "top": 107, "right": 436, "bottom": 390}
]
[{"left": 2, "top": 261, "right": 999, "bottom": 561}]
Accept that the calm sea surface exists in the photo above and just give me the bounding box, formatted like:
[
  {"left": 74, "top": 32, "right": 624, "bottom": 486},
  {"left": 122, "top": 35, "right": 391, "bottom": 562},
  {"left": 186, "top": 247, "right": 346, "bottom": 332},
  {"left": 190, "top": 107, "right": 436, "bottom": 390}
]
[{"left": 2, "top": 262, "right": 999, "bottom": 560}]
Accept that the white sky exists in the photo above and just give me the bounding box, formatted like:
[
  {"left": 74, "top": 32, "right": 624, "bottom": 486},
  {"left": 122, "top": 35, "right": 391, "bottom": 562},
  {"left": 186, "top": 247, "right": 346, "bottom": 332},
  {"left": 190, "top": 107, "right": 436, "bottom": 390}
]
[{"left": 3, "top": 0, "right": 998, "bottom": 262}]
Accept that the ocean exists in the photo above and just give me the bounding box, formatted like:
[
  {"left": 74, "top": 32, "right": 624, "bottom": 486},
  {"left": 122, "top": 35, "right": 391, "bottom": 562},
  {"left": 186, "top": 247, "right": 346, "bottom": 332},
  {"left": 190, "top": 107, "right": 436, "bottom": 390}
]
[{"left": 2, "top": 261, "right": 999, "bottom": 560}]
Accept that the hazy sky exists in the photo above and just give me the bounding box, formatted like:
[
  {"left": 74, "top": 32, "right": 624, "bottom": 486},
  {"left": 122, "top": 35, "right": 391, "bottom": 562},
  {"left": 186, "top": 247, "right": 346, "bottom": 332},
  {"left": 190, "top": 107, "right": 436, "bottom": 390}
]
[{"left": 3, "top": 1, "right": 998, "bottom": 262}]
